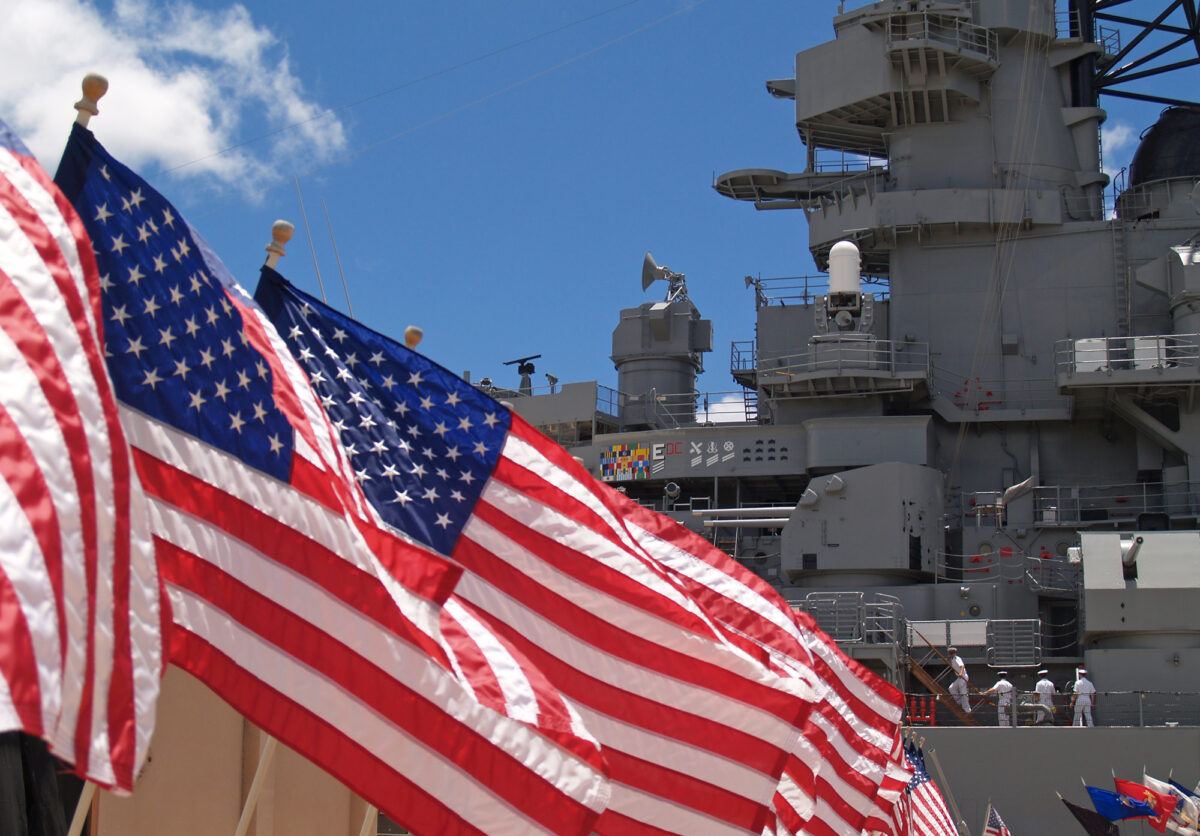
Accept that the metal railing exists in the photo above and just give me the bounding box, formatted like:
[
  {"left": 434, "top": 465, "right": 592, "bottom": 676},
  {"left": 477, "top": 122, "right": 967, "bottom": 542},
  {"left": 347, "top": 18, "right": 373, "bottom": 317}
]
[
  {"left": 1034, "top": 480, "right": 1200, "bottom": 525},
  {"left": 1054, "top": 9, "right": 1122, "bottom": 54},
  {"left": 596, "top": 384, "right": 623, "bottom": 417},
  {"left": 632, "top": 389, "right": 759, "bottom": 426},
  {"left": 486, "top": 380, "right": 628, "bottom": 418},
  {"left": 1055, "top": 333, "right": 1200, "bottom": 376},
  {"left": 909, "top": 690, "right": 1200, "bottom": 727},
  {"left": 731, "top": 340, "right": 756, "bottom": 372},
  {"left": 812, "top": 151, "right": 889, "bottom": 174},
  {"left": 1113, "top": 172, "right": 1199, "bottom": 219},
  {"left": 987, "top": 619, "right": 1042, "bottom": 667},
  {"left": 932, "top": 548, "right": 1080, "bottom": 595},
  {"left": 754, "top": 339, "right": 930, "bottom": 379},
  {"left": 908, "top": 619, "right": 989, "bottom": 655},
  {"left": 792, "top": 593, "right": 906, "bottom": 647},
  {"left": 744, "top": 274, "right": 891, "bottom": 309},
  {"left": 886, "top": 12, "right": 998, "bottom": 62},
  {"left": 931, "top": 368, "right": 1070, "bottom": 414}
]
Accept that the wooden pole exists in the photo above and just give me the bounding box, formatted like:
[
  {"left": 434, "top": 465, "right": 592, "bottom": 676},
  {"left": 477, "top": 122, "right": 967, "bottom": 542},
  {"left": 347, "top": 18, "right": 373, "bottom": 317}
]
[
  {"left": 233, "top": 736, "right": 278, "bottom": 836},
  {"left": 66, "top": 781, "right": 97, "bottom": 836},
  {"left": 928, "top": 746, "right": 971, "bottom": 836},
  {"left": 357, "top": 804, "right": 377, "bottom": 836}
]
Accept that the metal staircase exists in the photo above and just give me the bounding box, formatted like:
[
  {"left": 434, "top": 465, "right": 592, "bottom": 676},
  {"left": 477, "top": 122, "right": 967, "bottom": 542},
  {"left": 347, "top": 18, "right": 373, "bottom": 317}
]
[{"left": 906, "top": 657, "right": 979, "bottom": 726}]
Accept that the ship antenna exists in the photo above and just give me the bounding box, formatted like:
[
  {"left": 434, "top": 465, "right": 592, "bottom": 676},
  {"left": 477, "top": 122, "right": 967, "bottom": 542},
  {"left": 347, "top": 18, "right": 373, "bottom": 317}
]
[{"left": 293, "top": 176, "right": 329, "bottom": 304}]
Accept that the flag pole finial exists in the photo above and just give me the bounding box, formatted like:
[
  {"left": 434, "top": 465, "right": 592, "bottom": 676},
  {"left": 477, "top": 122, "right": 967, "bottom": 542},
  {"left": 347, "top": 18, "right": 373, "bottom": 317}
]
[
  {"left": 74, "top": 73, "right": 109, "bottom": 127},
  {"left": 404, "top": 325, "right": 423, "bottom": 349},
  {"left": 265, "top": 220, "right": 295, "bottom": 268}
]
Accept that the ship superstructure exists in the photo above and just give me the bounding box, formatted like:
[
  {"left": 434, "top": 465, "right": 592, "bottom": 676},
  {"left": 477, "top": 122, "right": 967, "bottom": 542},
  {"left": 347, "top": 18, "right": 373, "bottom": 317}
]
[{"left": 486, "top": 1, "right": 1200, "bottom": 830}]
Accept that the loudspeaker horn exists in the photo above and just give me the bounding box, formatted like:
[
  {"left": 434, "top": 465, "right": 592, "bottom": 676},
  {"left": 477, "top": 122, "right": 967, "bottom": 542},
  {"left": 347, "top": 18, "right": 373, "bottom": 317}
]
[{"left": 642, "top": 251, "right": 668, "bottom": 291}]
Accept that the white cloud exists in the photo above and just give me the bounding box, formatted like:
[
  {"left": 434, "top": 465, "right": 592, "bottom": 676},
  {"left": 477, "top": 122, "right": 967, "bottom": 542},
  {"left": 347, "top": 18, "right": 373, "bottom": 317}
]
[
  {"left": 1101, "top": 121, "right": 1136, "bottom": 181},
  {"left": 0, "top": 0, "right": 346, "bottom": 196},
  {"left": 698, "top": 392, "right": 749, "bottom": 424}
]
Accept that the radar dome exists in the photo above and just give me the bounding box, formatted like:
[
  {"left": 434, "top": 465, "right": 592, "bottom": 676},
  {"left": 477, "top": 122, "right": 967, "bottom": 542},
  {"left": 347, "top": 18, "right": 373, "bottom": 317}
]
[
  {"left": 1129, "top": 107, "right": 1200, "bottom": 187},
  {"left": 827, "top": 240, "right": 862, "bottom": 296}
]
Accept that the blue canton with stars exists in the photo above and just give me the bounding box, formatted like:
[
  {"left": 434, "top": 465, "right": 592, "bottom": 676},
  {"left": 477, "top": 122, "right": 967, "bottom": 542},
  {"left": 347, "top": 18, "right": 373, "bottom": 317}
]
[
  {"left": 255, "top": 268, "right": 508, "bottom": 554},
  {"left": 255, "top": 270, "right": 511, "bottom": 556},
  {"left": 905, "top": 743, "right": 933, "bottom": 792},
  {"left": 55, "top": 125, "right": 293, "bottom": 480}
]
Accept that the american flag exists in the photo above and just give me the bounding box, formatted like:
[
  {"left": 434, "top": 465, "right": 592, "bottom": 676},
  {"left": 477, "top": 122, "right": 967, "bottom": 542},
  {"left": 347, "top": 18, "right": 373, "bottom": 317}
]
[
  {"left": 255, "top": 268, "right": 816, "bottom": 833},
  {"left": 983, "top": 803, "right": 1011, "bottom": 836},
  {"left": 609, "top": 496, "right": 911, "bottom": 836},
  {"left": 902, "top": 743, "right": 959, "bottom": 836},
  {"left": 54, "top": 123, "right": 612, "bottom": 833},
  {"left": 0, "top": 118, "right": 160, "bottom": 791}
]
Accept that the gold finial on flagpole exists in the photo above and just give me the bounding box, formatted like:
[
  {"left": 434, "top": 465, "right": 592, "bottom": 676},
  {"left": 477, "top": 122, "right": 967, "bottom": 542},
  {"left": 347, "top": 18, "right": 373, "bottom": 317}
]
[
  {"left": 403, "top": 325, "right": 423, "bottom": 349},
  {"left": 74, "top": 73, "right": 109, "bottom": 127},
  {"left": 265, "top": 220, "right": 295, "bottom": 269}
]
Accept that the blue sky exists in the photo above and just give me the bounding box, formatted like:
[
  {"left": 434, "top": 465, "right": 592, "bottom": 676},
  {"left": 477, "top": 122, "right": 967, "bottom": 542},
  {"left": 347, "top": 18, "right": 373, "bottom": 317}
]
[{"left": 3, "top": 0, "right": 1196, "bottom": 396}]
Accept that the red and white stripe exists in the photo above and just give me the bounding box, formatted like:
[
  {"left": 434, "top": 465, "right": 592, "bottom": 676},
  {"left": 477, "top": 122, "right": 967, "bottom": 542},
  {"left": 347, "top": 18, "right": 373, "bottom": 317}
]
[
  {"left": 128, "top": 270, "right": 612, "bottom": 833},
  {"left": 908, "top": 778, "right": 957, "bottom": 836},
  {"left": 425, "top": 416, "right": 813, "bottom": 834},
  {"left": 607, "top": 491, "right": 911, "bottom": 836},
  {"left": 0, "top": 135, "right": 160, "bottom": 791}
]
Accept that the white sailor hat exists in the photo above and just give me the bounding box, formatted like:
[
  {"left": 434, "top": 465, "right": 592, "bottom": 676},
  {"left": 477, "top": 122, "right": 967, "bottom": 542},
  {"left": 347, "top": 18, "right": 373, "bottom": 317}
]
[
  {"left": 1078, "top": 668, "right": 1087, "bottom": 674},
  {"left": 997, "top": 671, "right": 1009, "bottom": 677},
  {"left": 1037, "top": 669, "right": 1049, "bottom": 676}
]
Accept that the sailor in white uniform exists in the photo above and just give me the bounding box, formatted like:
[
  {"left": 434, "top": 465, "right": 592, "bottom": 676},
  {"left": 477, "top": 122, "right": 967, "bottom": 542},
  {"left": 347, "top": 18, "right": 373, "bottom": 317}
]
[
  {"left": 1072, "top": 669, "right": 1097, "bottom": 726},
  {"left": 1034, "top": 669, "right": 1056, "bottom": 724},
  {"left": 983, "top": 672, "right": 1015, "bottom": 726},
  {"left": 947, "top": 646, "right": 970, "bottom": 713}
]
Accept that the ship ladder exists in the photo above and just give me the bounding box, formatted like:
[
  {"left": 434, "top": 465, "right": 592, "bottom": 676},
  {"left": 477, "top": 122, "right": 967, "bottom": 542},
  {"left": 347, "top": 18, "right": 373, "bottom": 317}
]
[
  {"left": 906, "top": 656, "right": 980, "bottom": 726},
  {"left": 1112, "top": 218, "right": 1130, "bottom": 337},
  {"left": 742, "top": 387, "right": 758, "bottom": 423}
]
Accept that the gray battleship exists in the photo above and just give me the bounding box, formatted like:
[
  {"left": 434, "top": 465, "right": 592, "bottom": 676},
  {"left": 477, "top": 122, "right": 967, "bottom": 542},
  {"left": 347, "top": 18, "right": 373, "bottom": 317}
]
[{"left": 485, "top": 1, "right": 1200, "bottom": 832}]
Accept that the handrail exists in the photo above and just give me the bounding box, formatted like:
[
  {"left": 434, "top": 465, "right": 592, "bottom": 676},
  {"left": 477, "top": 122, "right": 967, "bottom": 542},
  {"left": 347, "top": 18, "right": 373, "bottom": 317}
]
[
  {"left": 886, "top": 12, "right": 998, "bottom": 63},
  {"left": 930, "top": 367, "right": 1069, "bottom": 413},
  {"left": 743, "top": 273, "right": 891, "bottom": 308},
  {"left": 755, "top": 339, "right": 930, "bottom": 378},
  {"left": 905, "top": 689, "right": 1200, "bottom": 728},
  {"left": 1055, "top": 333, "right": 1200, "bottom": 376},
  {"left": 1033, "top": 480, "right": 1200, "bottom": 525}
]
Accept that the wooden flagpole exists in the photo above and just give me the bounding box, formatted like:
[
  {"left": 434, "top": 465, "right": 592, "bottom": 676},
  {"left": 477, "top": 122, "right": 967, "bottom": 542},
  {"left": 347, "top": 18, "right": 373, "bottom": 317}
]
[
  {"left": 66, "top": 781, "right": 97, "bottom": 836},
  {"left": 65, "top": 74, "right": 107, "bottom": 836},
  {"left": 357, "top": 804, "right": 377, "bottom": 836},
  {"left": 233, "top": 735, "right": 278, "bottom": 836},
  {"left": 928, "top": 745, "right": 972, "bottom": 836}
]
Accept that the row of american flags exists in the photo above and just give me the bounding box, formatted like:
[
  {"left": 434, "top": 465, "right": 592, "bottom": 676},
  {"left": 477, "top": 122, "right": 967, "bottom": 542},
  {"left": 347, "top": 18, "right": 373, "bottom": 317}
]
[{"left": 0, "top": 103, "right": 982, "bottom": 834}]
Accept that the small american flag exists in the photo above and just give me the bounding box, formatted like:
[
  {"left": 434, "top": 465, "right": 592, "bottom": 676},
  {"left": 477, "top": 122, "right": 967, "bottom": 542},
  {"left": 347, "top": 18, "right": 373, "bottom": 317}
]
[
  {"left": 983, "top": 802, "right": 1012, "bottom": 836},
  {"left": 255, "top": 268, "right": 815, "bottom": 833},
  {"left": 0, "top": 118, "right": 160, "bottom": 791},
  {"left": 54, "top": 123, "right": 611, "bottom": 833},
  {"left": 903, "top": 743, "right": 959, "bottom": 836}
]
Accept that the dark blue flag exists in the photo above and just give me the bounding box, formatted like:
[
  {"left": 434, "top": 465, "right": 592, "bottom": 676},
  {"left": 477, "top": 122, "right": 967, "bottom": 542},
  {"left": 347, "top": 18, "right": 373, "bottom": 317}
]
[
  {"left": 253, "top": 266, "right": 511, "bottom": 556},
  {"left": 53, "top": 123, "right": 293, "bottom": 481},
  {"left": 1171, "top": 779, "right": 1199, "bottom": 800},
  {"left": 1086, "top": 785, "right": 1155, "bottom": 821}
]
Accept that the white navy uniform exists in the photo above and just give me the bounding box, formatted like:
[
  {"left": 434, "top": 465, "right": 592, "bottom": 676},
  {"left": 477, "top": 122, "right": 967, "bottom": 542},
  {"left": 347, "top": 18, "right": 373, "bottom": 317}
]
[
  {"left": 1034, "top": 676, "right": 1056, "bottom": 724},
  {"left": 948, "top": 654, "right": 970, "bottom": 712},
  {"left": 1073, "top": 676, "right": 1096, "bottom": 726},
  {"left": 991, "top": 677, "right": 1014, "bottom": 726}
]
